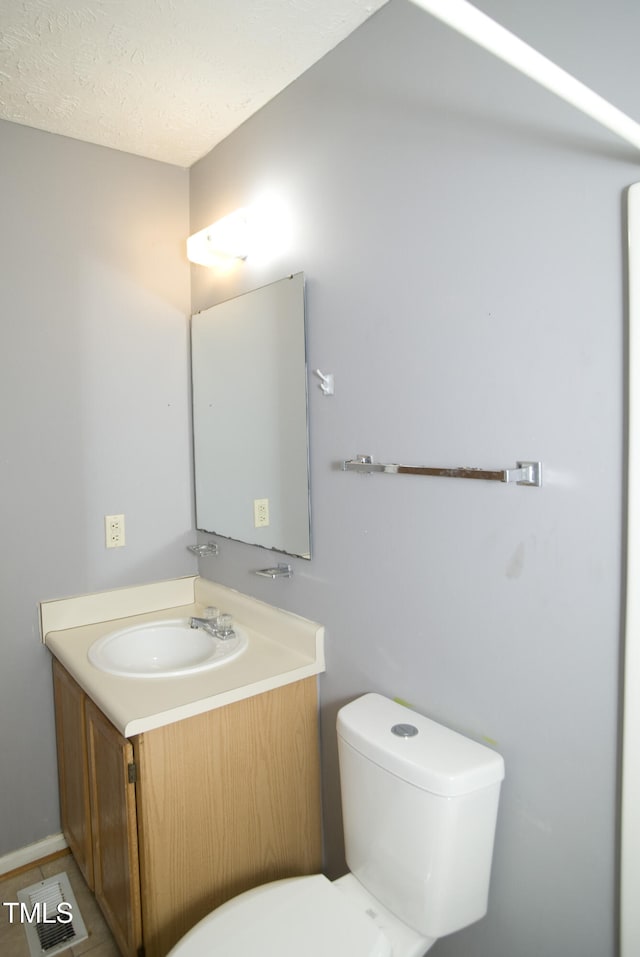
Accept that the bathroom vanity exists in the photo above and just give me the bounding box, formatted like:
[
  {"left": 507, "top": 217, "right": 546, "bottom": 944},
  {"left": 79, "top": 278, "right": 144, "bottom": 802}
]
[{"left": 43, "top": 577, "right": 325, "bottom": 957}]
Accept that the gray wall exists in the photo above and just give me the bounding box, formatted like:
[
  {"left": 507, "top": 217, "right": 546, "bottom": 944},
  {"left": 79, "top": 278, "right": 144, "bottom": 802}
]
[
  {"left": 0, "top": 120, "right": 195, "bottom": 855},
  {"left": 2, "top": 1, "right": 636, "bottom": 954},
  {"left": 190, "top": 2, "right": 640, "bottom": 955}
]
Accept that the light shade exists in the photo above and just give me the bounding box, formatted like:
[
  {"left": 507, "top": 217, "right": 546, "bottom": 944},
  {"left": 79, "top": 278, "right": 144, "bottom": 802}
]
[{"left": 187, "top": 208, "right": 250, "bottom": 265}]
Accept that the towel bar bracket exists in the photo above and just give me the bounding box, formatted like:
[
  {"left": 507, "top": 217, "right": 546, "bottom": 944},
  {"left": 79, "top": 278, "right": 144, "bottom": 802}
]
[{"left": 505, "top": 461, "right": 542, "bottom": 487}]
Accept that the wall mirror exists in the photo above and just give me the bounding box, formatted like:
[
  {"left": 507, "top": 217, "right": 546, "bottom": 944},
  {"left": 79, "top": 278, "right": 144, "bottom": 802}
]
[{"left": 191, "top": 272, "right": 311, "bottom": 558}]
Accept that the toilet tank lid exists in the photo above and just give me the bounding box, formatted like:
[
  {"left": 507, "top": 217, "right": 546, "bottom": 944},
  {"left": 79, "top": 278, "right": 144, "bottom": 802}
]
[{"left": 337, "top": 694, "right": 505, "bottom": 797}]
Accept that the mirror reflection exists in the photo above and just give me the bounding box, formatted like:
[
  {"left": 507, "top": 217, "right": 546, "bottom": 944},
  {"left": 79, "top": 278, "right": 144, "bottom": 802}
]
[{"left": 191, "top": 272, "right": 311, "bottom": 558}]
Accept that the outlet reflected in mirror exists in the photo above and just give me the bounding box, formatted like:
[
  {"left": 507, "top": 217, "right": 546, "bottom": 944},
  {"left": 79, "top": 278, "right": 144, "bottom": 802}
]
[{"left": 191, "top": 273, "right": 311, "bottom": 558}]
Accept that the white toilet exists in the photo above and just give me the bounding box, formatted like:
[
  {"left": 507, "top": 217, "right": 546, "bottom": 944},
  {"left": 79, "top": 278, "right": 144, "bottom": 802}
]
[{"left": 168, "top": 693, "right": 505, "bottom": 957}]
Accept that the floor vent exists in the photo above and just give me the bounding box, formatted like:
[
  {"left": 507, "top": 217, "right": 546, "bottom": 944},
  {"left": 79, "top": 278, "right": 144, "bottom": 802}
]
[{"left": 17, "top": 872, "right": 88, "bottom": 957}]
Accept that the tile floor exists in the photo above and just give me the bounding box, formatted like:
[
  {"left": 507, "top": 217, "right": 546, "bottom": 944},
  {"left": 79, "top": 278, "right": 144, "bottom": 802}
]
[{"left": 0, "top": 854, "right": 119, "bottom": 957}]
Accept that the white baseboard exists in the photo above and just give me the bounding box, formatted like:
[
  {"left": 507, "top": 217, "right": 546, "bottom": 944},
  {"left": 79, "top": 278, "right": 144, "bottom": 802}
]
[{"left": 0, "top": 833, "right": 68, "bottom": 877}]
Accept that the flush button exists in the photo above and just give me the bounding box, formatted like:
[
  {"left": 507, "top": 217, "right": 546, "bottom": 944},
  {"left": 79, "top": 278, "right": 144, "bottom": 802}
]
[{"left": 391, "top": 723, "right": 418, "bottom": 738}]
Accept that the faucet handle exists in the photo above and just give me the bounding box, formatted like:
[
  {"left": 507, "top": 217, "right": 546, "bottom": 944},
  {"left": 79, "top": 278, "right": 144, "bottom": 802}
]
[{"left": 215, "top": 614, "right": 235, "bottom": 639}]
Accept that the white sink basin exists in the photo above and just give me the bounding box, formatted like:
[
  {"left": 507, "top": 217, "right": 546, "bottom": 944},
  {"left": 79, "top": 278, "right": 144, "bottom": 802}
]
[{"left": 88, "top": 619, "right": 248, "bottom": 678}]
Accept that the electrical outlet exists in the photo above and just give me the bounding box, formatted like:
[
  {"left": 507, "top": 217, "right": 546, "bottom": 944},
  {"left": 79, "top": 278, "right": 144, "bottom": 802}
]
[
  {"left": 253, "top": 498, "right": 270, "bottom": 528},
  {"left": 105, "top": 514, "right": 126, "bottom": 548}
]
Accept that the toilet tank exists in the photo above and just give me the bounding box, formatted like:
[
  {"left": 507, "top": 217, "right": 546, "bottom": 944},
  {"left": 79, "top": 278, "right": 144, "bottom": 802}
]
[{"left": 337, "top": 694, "right": 505, "bottom": 939}]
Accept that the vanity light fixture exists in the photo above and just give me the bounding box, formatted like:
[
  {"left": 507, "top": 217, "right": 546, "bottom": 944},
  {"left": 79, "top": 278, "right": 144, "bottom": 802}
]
[{"left": 187, "top": 208, "right": 250, "bottom": 266}]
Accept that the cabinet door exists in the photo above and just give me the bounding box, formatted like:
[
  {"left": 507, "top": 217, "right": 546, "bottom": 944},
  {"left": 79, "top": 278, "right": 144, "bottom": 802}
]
[
  {"left": 52, "top": 659, "right": 94, "bottom": 889},
  {"left": 85, "top": 699, "right": 142, "bottom": 957},
  {"left": 135, "top": 677, "right": 322, "bottom": 957}
]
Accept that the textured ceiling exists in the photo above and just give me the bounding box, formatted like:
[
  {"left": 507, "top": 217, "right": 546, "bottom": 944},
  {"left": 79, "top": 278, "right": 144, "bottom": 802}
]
[{"left": 0, "top": 0, "right": 388, "bottom": 167}]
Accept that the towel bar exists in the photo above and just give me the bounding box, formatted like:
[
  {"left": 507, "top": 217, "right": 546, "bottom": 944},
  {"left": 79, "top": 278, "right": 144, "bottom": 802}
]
[{"left": 341, "top": 455, "right": 542, "bottom": 487}]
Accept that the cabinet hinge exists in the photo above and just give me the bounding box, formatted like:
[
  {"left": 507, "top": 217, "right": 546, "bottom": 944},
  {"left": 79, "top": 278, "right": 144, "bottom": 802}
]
[{"left": 128, "top": 762, "right": 137, "bottom": 784}]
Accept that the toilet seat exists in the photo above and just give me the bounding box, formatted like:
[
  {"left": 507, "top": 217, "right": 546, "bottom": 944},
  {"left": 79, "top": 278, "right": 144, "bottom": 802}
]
[{"left": 168, "top": 874, "right": 392, "bottom": 957}]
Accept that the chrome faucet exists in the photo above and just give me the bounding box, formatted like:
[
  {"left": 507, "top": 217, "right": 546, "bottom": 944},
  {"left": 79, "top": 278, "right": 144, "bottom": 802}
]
[{"left": 190, "top": 616, "right": 218, "bottom": 637}]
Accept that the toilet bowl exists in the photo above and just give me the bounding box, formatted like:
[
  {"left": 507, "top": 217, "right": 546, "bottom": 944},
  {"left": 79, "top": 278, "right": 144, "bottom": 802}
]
[{"left": 168, "top": 693, "right": 504, "bottom": 957}]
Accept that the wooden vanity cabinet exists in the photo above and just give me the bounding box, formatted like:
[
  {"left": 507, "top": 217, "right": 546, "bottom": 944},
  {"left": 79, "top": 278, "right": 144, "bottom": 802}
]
[{"left": 52, "top": 658, "right": 323, "bottom": 957}]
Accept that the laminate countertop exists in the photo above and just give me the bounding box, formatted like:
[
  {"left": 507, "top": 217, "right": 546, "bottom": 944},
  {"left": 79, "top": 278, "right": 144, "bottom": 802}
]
[{"left": 42, "top": 575, "right": 324, "bottom": 737}]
